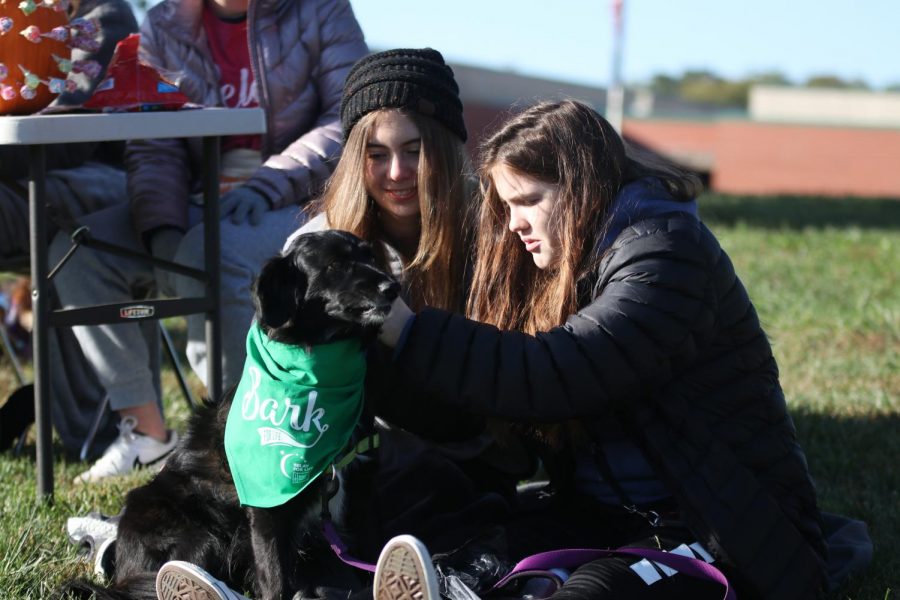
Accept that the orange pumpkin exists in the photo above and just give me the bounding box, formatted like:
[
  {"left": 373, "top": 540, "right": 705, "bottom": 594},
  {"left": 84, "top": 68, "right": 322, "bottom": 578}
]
[{"left": 0, "top": 0, "right": 70, "bottom": 115}]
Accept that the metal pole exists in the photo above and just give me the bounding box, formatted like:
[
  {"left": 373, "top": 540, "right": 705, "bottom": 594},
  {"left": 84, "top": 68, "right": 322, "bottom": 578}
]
[
  {"left": 607, "top": 0, "right": 626, "bottom": 133},
  {"left": 202, "top": 136, "right": 222, "bottom": 403},
  {"left": 28, "top": 144, "right": 53, "bottom": 502}
]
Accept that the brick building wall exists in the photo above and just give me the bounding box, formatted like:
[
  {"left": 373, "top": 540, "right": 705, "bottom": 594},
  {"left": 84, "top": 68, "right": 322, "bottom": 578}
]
[
  {"left": 623, "top": 118, "right": 900, "bottom": 198},
  {"left": 713, "top": 122, "right": 900, "bottom": 197},
  {"left": 454, "top": 63, "right": 900, "bottom": 198}
]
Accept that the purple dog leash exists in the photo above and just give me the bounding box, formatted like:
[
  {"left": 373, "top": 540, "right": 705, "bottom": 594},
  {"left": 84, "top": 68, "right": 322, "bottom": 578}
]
[
  {"left": 322, "top": 519, "right": 377, "bottom": 573},
  {"left": 322, "top": 521, "right": 734, "bottom": 599},
  {"left": 490, "top": 546, "right": 735, "bottom": 600}
]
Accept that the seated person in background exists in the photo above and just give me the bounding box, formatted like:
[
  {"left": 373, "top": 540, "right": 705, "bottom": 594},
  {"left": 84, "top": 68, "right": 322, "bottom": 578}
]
[
  {"left": 47, "top": 0, "right": 366, "bottom": 483},
  {"left": 0, "top": 0, "right": 138, "bottom": 456}
]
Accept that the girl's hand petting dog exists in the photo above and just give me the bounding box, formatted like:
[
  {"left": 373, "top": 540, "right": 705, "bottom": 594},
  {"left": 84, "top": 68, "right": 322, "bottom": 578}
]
[{"left": 378, "top": 296, "right": 414, "bottom": 348}]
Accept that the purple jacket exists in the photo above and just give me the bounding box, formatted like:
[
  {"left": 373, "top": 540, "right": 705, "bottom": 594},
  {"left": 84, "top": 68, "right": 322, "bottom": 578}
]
[{"left": 126, "top": 0, "right": 366, "bottom": 239}]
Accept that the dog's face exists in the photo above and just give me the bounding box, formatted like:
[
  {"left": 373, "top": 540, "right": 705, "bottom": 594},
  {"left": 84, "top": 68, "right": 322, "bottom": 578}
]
[{"left": 253, "top": 230, "right": 400, "bottom": 346}]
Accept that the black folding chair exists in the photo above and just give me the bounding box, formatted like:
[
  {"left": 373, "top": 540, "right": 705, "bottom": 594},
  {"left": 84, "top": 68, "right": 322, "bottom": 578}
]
[{"left": 1, "top": 245, "right": 198, "bottom": 459}]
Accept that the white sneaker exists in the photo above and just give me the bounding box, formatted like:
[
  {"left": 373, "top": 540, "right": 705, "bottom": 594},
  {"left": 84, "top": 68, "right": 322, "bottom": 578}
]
[
  {"left": 74, "top": 416, "right": 178, "bottom": 484},
  {"left": 156, "top": 560, "right": 249, "bottom": 600},
  {"left": 374, "top": 535, "right": 440, "bottom": 600},
  {"left": 66, "top": 512, "right": 119, "bottom": 546},
  {"left": 93, "top": 536, "right": 117, "bottom": 580}
]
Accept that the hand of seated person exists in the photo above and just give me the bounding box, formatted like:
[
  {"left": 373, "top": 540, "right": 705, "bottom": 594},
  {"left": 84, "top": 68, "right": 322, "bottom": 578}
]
[{"left": 219, "top": 186, "right": 271, "bottom": 226}]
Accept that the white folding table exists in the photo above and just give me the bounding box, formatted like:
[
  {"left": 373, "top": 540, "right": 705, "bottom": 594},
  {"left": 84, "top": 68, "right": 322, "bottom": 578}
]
[{"left": 0, "top": 108, "right": 266, "bottom": 501}]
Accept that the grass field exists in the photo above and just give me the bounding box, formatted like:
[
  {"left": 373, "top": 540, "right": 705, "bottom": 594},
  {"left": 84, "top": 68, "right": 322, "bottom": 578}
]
[{"left": 1, "top": 193, "right": 898, "bottom": 599}]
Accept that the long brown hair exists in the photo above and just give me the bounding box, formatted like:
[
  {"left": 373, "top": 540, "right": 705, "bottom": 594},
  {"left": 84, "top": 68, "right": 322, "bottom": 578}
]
[
  {"left": 319, "top": 108, "right": 473, "bottom": 312},
  {"left": 468, "top": 99, "right": 700, "bottom": 334}
]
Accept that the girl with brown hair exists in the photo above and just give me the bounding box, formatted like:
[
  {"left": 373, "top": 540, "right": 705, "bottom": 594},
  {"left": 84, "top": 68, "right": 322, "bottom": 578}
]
[{"left": 373, "top": 99, "right": 829, "bottom": 600}]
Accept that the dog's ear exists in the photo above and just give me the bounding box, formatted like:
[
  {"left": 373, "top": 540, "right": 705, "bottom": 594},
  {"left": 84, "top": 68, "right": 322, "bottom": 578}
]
[{"left": 253, "top": 255, "right": 307, "bottom": 329}]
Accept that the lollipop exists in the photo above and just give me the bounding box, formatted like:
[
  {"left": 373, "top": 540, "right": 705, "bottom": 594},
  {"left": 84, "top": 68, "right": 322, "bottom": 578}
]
[
  {"left": 47, "top": 77, "right": 67, "bottom": 93},
  {"left": 1, "top": 85, "right": 17, "bottom": 101},
  {"left": 18, "top": 65, "right": 42, "bottom": 89},
  {"left": 0, "top": 64, "right": 7, "bottom": 81},
  {"left": 69, "top": 17, "right": 98, "bottom": 37},
  {"left": 0, "top": 16, "right": 13, "bottom": 34},
  {"left": 20, "top": 85, "right": 37, "bottom": 99},
  {"left": 20, "top": 24, "right": 42, "bottom": 43},
  {"left": 52, "top": 53, "right": 72, "bottom": 73},
  {"left": 18, "top": 0, "right": 37, "bottom": 16},
  {"left": 42, "top": 25, "right": 68, "bottom": 41},
  {"left": 43, "top": 0, "right": 70, "bottom": 11},
  {"left": 68, "top": 33, "right": 99, "bottom": 52},
  {"left": 72, "top": 58, "right": 101, "bottom": 78}
]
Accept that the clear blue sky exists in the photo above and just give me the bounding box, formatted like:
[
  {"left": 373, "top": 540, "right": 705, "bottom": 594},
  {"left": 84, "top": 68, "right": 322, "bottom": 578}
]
[{"left": 348, "top": 0, "right": 899, "bottom": 89}]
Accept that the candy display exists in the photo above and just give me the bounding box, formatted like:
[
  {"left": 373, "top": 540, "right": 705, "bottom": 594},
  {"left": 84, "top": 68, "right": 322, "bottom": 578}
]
[
  {"left": 0, "top": 0, "right": 102, "bottom": 114},
  {"left": 82, "top": 34, "right": 191, "bottom": 112}
]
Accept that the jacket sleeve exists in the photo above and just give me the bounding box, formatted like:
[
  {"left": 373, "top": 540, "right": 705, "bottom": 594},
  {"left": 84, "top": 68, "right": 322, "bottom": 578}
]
[
  {"left": 394, "top": 218, "right": 718, "bottom": 421},
  {"left": 125, "top": 18, "right": 192, "bottom": 241},
  {"left": 243, "top": 0, "right": 366, "bottom": 209}
]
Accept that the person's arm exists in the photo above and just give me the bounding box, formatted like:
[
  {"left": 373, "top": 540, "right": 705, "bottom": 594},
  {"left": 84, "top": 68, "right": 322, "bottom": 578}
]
[
  {"left": 241, "top": 0, "right": 367, "bottom": 209},
  {"left": 385, "top": 220, "right": 719, "bottom": 422},
  {"left": 125, "top": 18, "right": 193, "bottom": 245}
]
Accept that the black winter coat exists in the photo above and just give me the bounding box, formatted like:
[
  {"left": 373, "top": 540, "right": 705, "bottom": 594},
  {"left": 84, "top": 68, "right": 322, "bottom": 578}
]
[{"left": 393, "top": 213, "right": 828, "bottom": 599}]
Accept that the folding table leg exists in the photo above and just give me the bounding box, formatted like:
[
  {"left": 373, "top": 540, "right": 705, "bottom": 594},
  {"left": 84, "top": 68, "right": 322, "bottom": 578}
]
[
  {"left": 28, "top": 144, "right": 54, "bottom": 502},
  {"left": 202, "top": 136, "right": 222, "bottom": 403}
]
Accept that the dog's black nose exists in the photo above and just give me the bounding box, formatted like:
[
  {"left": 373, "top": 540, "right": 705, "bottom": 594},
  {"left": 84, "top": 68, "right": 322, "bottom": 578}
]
[{"left": 379, "top": 280, "right": 400, "bottom": 301}]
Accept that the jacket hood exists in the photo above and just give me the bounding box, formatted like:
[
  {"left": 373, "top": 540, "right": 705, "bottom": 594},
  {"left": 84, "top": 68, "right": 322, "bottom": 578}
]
[{"left": 597, "top": 177, "right": 698, "bottom": 254}]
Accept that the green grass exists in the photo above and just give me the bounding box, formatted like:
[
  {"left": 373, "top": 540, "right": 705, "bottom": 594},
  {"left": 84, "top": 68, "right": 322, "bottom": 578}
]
[{"left": 1, "top": 194, "right": 899, "bottom": 598}]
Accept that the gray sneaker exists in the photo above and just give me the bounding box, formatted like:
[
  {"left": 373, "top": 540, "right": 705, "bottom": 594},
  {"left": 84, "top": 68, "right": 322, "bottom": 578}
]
[
  {"left": 156, "top": 560, "right": 249, "bottom": 600},
  {"left": 374, "top": 535, "right": 440, "bottom": 600}
]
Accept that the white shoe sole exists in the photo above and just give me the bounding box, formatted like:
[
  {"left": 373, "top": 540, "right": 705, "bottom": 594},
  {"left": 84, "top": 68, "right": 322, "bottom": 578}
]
[
  {"left": 156, "top": 560, "right": 245, "bottom": 600},
  {"left": 374, "top": 535, "right": 440, "bottom": 600}
]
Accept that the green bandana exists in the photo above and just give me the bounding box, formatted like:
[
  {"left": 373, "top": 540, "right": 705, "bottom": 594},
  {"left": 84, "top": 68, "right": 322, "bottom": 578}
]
[{"left": 224, "top": 324, "right": 366, "bottom": 508}]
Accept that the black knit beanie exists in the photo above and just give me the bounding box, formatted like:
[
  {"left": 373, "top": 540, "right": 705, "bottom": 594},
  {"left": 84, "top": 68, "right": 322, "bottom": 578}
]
[{"left": 341, "top": 48, "right": 467, "bottom": 143}]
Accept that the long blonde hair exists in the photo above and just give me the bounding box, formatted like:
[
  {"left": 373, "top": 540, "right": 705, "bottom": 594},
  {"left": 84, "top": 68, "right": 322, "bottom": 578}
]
[
  {"left": 468, "top": 99, "right": 701, "bottom": 335},
  {"left": 319, "top": 109, "right": 473, "bottom": 312}
]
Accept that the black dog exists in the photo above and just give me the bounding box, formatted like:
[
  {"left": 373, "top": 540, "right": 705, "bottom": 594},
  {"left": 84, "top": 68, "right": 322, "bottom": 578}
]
[{"left": 57, "top": 230, "right": 399, "bottom": 600}]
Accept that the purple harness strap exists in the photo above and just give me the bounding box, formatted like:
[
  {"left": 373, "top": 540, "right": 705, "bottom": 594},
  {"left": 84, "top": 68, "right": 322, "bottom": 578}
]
[
  {"left": 491, "top": 547, "right": 734, "bottom": 600},
  {"left": 322, "top": 520, "right": 377, "bottom": 573},
  {"left": 322, "top": 522, "right": 733, "bottom": 599}
]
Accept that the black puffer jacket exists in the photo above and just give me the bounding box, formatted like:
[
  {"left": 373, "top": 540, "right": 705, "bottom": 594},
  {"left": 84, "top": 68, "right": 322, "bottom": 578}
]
[{"left": 394, "top": 213, "right": 828, "bottom": 599}]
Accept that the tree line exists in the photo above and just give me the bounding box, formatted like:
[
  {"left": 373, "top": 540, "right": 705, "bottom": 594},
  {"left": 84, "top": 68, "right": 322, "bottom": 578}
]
[{"left": 647, "top": 70, "right": 900, "bottom": 108}]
